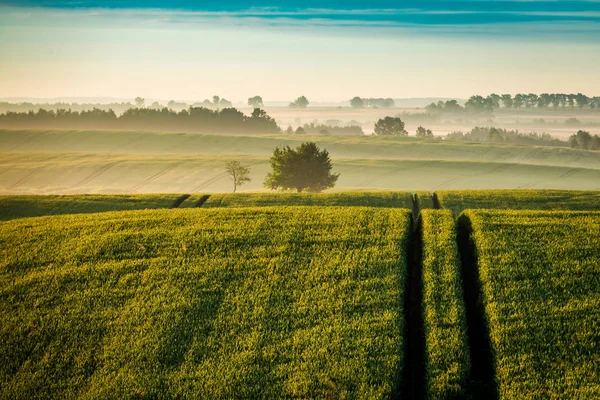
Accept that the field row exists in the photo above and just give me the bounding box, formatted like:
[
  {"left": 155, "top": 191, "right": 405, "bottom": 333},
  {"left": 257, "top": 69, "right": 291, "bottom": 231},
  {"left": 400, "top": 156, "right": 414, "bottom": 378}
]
[
  {"left": 2, "top": 206, "right": 598, "bottom": 398},
  {"left": 459, "top": 210, "right": 600, "bottom": 398},
  {"left": 0, "top": 207, "right": 411, "bottom": 399}
]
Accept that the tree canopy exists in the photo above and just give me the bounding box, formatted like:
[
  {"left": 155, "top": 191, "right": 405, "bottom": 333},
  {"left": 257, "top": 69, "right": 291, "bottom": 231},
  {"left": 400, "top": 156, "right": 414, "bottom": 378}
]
[
  {"left": 374, "top": 117, "right": 407, "bottom": 136},
  {"left": 416, "top": 126, "right": 433, "bottom": 138},
  {"left": 349, "top": 97, "right": 395, "bottom": 109},
  {"left": 248, "top": 96, "right": 264, "bottom": 108},
  {"left": 289, "top": 96, "right": 309, "bottom": 109},
  {"left": 264, "top": 142, "right": 339, "bottom": 192}
]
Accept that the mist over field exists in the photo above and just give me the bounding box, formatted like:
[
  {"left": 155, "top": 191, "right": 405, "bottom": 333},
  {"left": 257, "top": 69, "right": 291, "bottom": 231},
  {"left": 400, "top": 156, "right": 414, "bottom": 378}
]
[{"left": 2, "top": 2, "right": 600, "bottom": 399}]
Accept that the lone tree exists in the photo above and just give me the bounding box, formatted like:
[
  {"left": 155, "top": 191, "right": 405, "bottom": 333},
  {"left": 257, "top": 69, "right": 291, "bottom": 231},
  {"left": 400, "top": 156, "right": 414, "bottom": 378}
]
[
  {"left": 264, "top": 142, "right": 339, "bottom": 192},
  {"left": 374, "top": 117, "right": 407, "bottom": 136},
  {"left": 134, "top": 97, "right": 145, "bottom": 108},
  {"left": 289, "top": 96, "right": 309, "bottom": 109},
  {"left": 350, "top": 96, "right": 365, "bottom": 108},
  {"left": 225, "top": 161, "right": 251, "bottom": 192},
  {"left": 416, "top": 126, "right": 433, "bottom": 138},
  {"left": 248, "top": 96, "right": 264, "bottom": 108}
]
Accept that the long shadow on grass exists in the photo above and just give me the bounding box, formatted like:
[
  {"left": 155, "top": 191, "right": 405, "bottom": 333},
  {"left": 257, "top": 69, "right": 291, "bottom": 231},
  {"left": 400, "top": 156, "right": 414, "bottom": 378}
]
[
  {"left": 431, "top": 192, "right": 441, "bottom": 210},
  {"left": 171, "top": 194, "right": 191, "bottom": 208},
  {"left": 397, "top": 200, "right": 425, "bottom": 400},
  {"left": 195, "top": 194, "right": 210, "bottom": 207},
  {"left": 456, "top": 214, "right": 499, "bottom": 399}
]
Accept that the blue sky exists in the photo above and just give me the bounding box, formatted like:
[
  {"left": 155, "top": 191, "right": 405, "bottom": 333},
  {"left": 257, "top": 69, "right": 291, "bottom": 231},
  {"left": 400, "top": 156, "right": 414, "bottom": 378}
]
[{"left": 1, "top": 0, "right": 599, "bottom": 101}]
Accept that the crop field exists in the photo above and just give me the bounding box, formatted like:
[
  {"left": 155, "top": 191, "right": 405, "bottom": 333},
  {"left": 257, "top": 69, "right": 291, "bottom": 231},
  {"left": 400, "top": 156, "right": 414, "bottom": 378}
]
[
  {"left": 460, "top": 210, "right": 600, "bottom": 398},
  {"left": 202, "top": 191, "right": 414, "bottom": 208},
  {"left": 437, "top": 189, "right": 600, "bottom": 215},
  {"left": 0, "top": 194, "right": 185, "bottom": 221},
  {"left": 0, "top": 207, "right": 411, "bottom": 399},
  {"left": 420, "top": 210, "right": 470, "bottom": 399},
  {"left": 1, "top": 130, "right": 600, "bottom": 193}
]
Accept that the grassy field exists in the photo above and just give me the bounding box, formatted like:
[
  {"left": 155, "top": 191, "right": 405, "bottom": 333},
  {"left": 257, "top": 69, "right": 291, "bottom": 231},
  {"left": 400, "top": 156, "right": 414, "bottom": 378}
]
[
  {"left": 0, "top": 207, "right": 411, "bottom": 399},
  {"left": 202, "top": 192, "right": 414, "bottom": 208},
  {"left": 0, "top": 194, "right": 185, "bottom": 221},
  {"left": 460, "top": 210, "right": 600, "bottom": 398},
  {"left": 1, "top": 129, "right": 600, "bottom": 193},
  {"left": 420, "top": 210, "right": 470, "bottom": 399},
  {"left": 437, "top": 189, "right": 600, "bottom": 215}
]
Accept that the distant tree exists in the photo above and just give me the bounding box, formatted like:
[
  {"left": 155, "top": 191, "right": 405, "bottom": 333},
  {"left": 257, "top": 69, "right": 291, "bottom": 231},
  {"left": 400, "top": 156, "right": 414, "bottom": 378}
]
[
  {"left": 591, "top": 134, "right": 600, "bottom": 150},
  {"left": 285, "top": 126, "right": 294, "bottom": 135},
  {"left": 225, "top": 161, "right": 251, "bottom": 192},
  {"left": 416, "top": 126, "right": 433, "bottom": 138},
  {"left": 248, "top": 96, "right": 264, "bottom": 108},
  {"left": 249, "top": 108, "right": 279, "bottom": 134},
  {"left": 289, "top": 96, "right": 309, "bottom": 109},
  {"left": 486, "top": 93, "right": 501, "bottom": 108},
  {"left": 465, "top": 95, "right": 494, "bottom": 113},
  {"left": 264, "top": 142, "right": 339, "bottom": 192},
  {"left": 575, "top": 93, "right": 589, "bottom": 109},
  {"left": 213, "top": 95, "right": 220, "bottom": 106},
  {"left": 565, "top": 117, "right": 581, "bottom": 127},
  {"left": 500, "top": 94, "right": 513, "bottom": 108},
  {"left": 538, "top": 93, "right": 552, "bottom": 108},
  {"left": 150, "top": 101, "right": 161, "bottom": 109},
  {"left": 134, "top": 97, "right": 145, "bottom": 108},
  {"left": 319, "top": 128, "right": 330, "bottom": 135},
  {"left": 373, "top": 117, "right": 407, "bottom": 136},
  {"left": 575, "top": 130, "right": 592, "bottom": 149},
  {"left": 219, "top": 98, "right": 233, "bottom": 108},
  {"left": 525, "top": 93, "right": 538, "bottom": 108},
  {"left": 488, "top": 127, "right": 503, "bottom": 142},
  {"left": 295, "top": 126, "right": 306, "bottom": 134},
  {"left": 513, "top": 94, "right": 525, "bottom": 109},
  {"left": 168, "top": 100, "right": 187, "bottom": 109},
  {"left": 350, "top": 96, "right": 365, "bottom": 108}
]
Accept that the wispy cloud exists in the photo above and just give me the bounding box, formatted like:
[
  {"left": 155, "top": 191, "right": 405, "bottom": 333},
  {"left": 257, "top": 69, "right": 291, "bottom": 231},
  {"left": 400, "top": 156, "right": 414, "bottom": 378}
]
[{"left": 2, "top": 2, "right": 600, "bottom": 41}]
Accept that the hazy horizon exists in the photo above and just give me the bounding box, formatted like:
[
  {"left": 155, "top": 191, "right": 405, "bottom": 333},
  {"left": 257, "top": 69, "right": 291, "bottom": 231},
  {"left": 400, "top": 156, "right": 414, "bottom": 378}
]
[{"left": 2, "top": 1, "right": 600, "bottom": 101}]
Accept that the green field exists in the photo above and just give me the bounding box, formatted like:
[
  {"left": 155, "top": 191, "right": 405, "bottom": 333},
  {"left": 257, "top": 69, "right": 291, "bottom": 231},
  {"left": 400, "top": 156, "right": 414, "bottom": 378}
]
[
  {"left": 0, "top": 194, "right": 186, "bottom": 221},
  {"left": 1, "top": 129, "right": 600, "bottom": 194},
  {"left": 437, "top": 189, "right": 600, "bottom": 215},
  {"left": 0, "top": 207, "right": 410, "bottom": 399},
  {"left": 460, "top": 210, "right": 600, "bottom": 398},
  {"left": 420, "top": 210, "right": 470, "bottom": 399},
  {"left": 1, "top": 190, "right": 599, "bottom": 398},
  {"left": 203, "top": 191, "right": 414, "bottom": 208}
]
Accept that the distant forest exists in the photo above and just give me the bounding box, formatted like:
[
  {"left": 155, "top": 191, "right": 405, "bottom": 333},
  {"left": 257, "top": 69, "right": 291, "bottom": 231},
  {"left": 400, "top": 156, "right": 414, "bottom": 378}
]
[
  {"left": 0, "top": 107, "right": 281, "bottom": 134},
  {"left": 426, "top": 93, "right": 600, "bottom": 114}
]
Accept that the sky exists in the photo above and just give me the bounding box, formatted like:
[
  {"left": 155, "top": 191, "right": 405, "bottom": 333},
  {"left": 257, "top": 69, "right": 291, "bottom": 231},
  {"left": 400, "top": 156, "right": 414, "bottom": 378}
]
[{"left": 1, "top": 1, "right": 599, "bottom": 102}]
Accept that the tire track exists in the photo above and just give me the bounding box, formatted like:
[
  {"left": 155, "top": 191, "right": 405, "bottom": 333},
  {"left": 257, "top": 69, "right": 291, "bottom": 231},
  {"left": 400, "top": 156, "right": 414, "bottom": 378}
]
[
  {"left": 130, "top": 162, "right": 184, "bottom": 192},
  {"left": 191, "top": 170, "right": 230, "bottom": 192},
  {"left": 555, "top": 167, "right": 583, "bottom": 180},
  {"left": 457, "top": 215, "right": 498, "bottom": 398},
  {"left": 517, "top": 146, "right": 542, "bottom": 164},
  {"left": 6, "top": 164, "right": 52, "bottom": 190},
  {"left": 170, "top": 194, "right": 190, "bottom": 208},
  {"left": 72, "top": 162, "right": 120, "bottom": 189},
  {"left": 400, "top": 205, "right": 425, "bottom": 400}
]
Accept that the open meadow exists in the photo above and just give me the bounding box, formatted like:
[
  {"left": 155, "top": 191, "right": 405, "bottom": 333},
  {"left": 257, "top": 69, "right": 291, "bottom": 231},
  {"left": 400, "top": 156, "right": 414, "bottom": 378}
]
[{"left": 1, "top": 129, "right": 599, "bottom": 194}]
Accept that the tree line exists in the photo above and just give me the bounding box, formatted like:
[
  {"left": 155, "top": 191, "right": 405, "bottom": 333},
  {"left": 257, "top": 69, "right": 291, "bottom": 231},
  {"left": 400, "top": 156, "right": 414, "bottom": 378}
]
[
  {"left": 427, "top": 93, "right": 600, "bottom": 114},
  {"left": 371, "top": 116, "right": 599, "bottom": 150},
  {"left": 350, "top": 97, "right": 396, "bottom": 109},
  {"left": 0, "top": 107, "right": 280, "bottom": 134}
]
